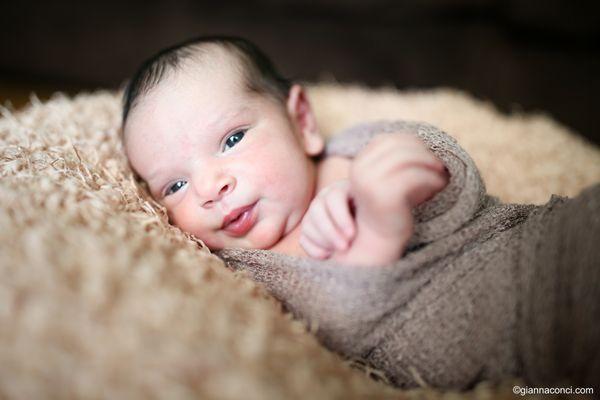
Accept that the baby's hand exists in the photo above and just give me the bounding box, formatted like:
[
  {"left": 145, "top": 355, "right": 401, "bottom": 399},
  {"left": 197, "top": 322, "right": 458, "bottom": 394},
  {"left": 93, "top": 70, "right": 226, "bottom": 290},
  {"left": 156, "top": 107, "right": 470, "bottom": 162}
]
[
  {"left": 299, "top": 180, "right": 356, "bottom": 260},
  {"left": 350, "top": 133, "right": 449, "bottom": 238}
]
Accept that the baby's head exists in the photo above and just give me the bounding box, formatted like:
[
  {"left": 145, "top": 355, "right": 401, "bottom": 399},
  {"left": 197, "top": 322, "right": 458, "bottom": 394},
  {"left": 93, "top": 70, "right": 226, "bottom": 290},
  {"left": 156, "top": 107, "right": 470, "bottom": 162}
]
[{"left": 122, "top": 36, "right": 325, "bottom": 250}]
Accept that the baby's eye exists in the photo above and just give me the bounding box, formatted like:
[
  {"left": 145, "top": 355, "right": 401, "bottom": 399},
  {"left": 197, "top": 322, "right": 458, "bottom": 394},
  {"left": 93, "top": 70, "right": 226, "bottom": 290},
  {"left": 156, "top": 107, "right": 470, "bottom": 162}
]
[
  {"left": 164, "top": 180, "right": 187, "bottom": 197},
  {"left": 223, "top": 129, "right": 246, "bottom": 151}
]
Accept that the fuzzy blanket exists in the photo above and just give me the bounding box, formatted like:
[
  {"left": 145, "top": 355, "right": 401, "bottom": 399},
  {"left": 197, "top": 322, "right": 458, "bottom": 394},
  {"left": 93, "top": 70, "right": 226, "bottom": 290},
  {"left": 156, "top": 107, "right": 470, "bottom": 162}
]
[{"left": 1, "top": 84, "right": 599, "bottom": 399}]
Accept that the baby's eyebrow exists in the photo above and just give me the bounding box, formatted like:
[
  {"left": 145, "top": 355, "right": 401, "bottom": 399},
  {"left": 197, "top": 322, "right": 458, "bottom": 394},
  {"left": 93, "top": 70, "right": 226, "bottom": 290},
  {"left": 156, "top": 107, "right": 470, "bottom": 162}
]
[
  {"left": 146, "top": 170, "right": 165, "bottom": 183},
  {"left": 145, "top": 160, "right": 181, "bottom": 187},
  {"left": 205, "top": 106, "right": 251, "bottom": 132}
]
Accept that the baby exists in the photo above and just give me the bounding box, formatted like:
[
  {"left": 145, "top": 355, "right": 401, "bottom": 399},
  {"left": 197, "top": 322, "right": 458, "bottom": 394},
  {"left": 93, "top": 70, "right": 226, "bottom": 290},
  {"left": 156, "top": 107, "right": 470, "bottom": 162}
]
[
  {"left": 122, "top": 36, "right": 449, "bottom": 266},
  {"left": 120, "top": 37, "right": 600, "bottom": 389}
]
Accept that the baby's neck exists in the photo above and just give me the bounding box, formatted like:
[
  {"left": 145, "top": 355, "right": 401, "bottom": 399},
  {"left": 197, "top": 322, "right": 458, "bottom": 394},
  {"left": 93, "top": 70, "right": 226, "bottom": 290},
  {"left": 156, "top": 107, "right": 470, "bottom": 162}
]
[{"left": 267, "top": 222, "right": 307, "bottom": 257}]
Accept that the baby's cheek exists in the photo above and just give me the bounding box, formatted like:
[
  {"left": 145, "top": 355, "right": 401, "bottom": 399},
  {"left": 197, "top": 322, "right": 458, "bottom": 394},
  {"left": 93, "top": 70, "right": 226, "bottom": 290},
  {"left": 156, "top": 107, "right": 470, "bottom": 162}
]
[
  {"left": 255, "top": 160, "right": 288, "bottom": 188},
  {"left": 252, "top": 215, "right": 285, "bottom": 249},
  {"left": 169, "top": 206, "right": 214, "bottom": 244}
]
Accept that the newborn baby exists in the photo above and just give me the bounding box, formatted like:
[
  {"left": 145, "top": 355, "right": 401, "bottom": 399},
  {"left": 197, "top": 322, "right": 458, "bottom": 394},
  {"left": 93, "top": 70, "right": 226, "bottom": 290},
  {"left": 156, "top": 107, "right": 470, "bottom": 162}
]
[
  {"left": 121, "top": 36, "right": 600, "bottom": 389},
  {"left": 122, "top": 36, "right": 449, "bottom": 266}
]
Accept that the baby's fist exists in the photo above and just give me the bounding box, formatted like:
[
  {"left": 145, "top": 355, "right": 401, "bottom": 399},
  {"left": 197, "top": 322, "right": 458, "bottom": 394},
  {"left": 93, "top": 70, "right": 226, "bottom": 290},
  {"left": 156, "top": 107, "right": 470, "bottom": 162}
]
[
  {"left": 300, "top": 180, "right": 356, "bottom": 260},
  {"left": 349, "top": 133, "right": 449, "bottom": 235}
]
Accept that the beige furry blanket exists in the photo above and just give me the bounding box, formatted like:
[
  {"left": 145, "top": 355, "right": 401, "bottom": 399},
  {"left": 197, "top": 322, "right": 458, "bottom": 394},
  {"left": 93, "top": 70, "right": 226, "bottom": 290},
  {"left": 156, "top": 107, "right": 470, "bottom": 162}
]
[{"left": 1, "top": 84, "right": 599, "bottom": 399}]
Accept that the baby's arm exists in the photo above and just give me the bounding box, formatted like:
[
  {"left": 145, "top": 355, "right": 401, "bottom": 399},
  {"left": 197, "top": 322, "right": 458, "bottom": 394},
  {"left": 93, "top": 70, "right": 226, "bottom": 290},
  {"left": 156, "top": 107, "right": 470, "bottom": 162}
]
[{"left": 300, "top": 133, "right": 449, "bottom": 266}]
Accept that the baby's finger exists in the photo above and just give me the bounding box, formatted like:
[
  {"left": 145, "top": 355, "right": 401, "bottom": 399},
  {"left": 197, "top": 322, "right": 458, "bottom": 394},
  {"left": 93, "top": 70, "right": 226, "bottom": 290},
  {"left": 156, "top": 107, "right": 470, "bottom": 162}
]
[
  {"left": 360, "top": 134, "right": 428, "bottom": 165},
  {"left": 301, "top": 216, "right": 333, "bottom": 251},
  {"left": 299, "top": 233, "right": 332, "bottom": 260},
  {"left": 324, "top": 189, "right": 356, "bottom": 240},
  {"left": 399, "top": 166, "right": 450, "bottom": 206},
  {"left": 382, "top": 147, "right": 446, "bottom": 175},
  {"left": 310, "top": 199, "right": 350, "bottom": 251}
]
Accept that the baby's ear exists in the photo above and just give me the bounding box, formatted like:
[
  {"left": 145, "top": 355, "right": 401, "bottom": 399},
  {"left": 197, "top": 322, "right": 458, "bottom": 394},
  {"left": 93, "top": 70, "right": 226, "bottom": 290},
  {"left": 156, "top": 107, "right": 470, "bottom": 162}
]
[{"left": 286, "top": 84, "right": 324, "bottom": 156}]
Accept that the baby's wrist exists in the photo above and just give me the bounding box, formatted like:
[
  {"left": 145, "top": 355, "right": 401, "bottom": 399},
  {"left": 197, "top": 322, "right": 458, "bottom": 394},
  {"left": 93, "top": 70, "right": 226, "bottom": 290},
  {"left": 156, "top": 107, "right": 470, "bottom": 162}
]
[
  {"left": 350, "top": 220, "right": 412, "bottom": 264},
  {"left": 354, "top": 198, "right": 414, "bottom": 239}
]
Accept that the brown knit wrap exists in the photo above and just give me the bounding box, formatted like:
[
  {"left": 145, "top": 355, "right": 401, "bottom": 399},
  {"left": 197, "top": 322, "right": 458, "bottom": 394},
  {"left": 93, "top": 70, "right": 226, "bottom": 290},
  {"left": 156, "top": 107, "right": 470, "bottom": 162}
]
[{"left": 217, "top": 121, "right": 600, "bottom": 390}]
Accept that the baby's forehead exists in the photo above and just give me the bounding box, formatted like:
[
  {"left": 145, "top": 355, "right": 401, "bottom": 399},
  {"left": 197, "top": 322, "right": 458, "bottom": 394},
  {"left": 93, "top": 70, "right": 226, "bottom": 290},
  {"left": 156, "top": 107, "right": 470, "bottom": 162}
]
[
  {"left": 128, "top": 62, "right": 260, "bottom": 133},
  {"left": 180, "top": 46, "right": 246, "bottom": 85},
  {"left": 148, "top": 58, "right": 248, "bottom": 111}
]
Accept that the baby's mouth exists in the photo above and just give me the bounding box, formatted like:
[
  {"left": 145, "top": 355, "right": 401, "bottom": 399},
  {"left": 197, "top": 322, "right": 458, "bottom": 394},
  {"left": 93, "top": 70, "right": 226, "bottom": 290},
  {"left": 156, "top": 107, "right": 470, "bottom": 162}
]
[
  {"left": 228, "top": 213, "right": 243, "bottom": 224},
  {"left": 221, "top": 201, "right": 259, "bottom": 237}
]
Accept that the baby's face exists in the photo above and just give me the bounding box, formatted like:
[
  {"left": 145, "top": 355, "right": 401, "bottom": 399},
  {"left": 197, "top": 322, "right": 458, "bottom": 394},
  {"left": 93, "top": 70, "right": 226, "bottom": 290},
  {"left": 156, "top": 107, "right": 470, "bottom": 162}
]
[{"left": 124, "top": 64, "right": 319, "bottom": 250}]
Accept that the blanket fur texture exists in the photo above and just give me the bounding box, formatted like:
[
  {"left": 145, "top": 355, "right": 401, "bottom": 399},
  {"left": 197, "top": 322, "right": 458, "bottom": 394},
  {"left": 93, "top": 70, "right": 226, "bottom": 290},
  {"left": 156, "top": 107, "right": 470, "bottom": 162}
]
[{"left": 1, "top": 84, "right": 599, "bottom": 399}]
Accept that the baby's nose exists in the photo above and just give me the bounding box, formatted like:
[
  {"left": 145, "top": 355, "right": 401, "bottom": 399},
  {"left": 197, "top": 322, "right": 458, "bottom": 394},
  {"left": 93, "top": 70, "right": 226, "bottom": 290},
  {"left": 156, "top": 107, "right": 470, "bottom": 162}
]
[{"left": 199, "top": 176, "right": 235, "bottom": 208}]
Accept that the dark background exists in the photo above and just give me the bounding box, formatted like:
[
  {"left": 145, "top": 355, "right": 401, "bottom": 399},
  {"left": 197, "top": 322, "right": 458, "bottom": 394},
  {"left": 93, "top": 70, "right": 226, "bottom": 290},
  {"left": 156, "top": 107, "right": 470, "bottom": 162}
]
[{"left": 1, "top": 0, "right": 599, "bottom": 144}]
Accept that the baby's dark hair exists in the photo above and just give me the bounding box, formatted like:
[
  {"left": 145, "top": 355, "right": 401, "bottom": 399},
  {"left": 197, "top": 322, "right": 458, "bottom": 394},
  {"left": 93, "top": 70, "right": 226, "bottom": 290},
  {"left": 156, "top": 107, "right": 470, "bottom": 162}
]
[{"left": 121, "top": 35, "right": 292, "bottom": 128}]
